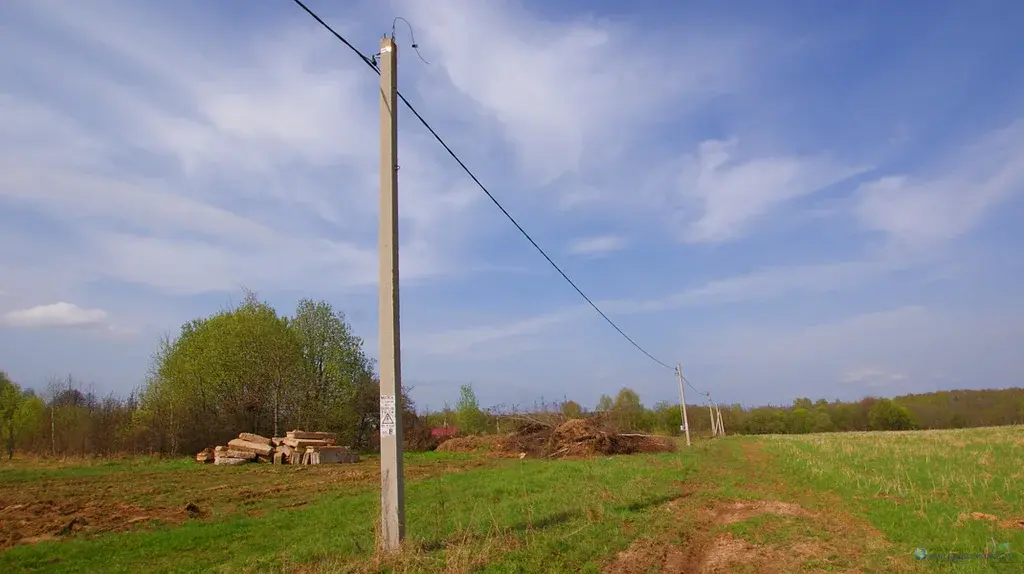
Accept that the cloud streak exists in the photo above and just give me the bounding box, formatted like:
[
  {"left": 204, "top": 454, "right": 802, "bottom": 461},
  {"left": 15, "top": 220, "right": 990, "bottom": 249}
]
[{"left": 3, "top": 302, "right": 109, "bottom": 329}]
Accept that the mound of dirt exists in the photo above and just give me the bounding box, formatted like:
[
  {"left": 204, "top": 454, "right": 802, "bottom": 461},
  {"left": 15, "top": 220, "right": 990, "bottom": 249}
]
[{"left": 497, "top": 418, "right": 677, "bottom": 459}]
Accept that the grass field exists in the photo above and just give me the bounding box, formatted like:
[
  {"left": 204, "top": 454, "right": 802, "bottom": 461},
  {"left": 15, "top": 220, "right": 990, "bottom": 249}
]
[{"left": 1, "top": 427, "right": 1021, "bottom": 573}]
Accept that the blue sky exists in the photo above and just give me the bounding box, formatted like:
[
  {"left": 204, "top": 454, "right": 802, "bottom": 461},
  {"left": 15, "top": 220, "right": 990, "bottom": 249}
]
[{"left": 1, "top": 0, "right": 1023, "bottom": 411}]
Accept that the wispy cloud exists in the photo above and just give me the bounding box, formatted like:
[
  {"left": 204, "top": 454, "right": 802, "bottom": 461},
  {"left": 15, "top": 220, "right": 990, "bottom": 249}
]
[
  {"left": 841, "top": 368, "right": 907, "bottom": 389},
  {"left": 412, "top": 257, "right": 901, "bottom": 355},
  {"left": 568, "top": 235, "right": 627, "bottom": 257},
  {"left": 857, "top": 119, "right": 1024, "bottom": 249},
  {"left": 0, "top": 0, "right": 480, "bottom": 299},
  {"left": 407, "top": 0, "right": 757, "bottom": 188},
  {"left": 677, "top": 139, "right": 865, "bottom": 244},
  {"left": 3, "top": 302, "right": 108, "bottom": 329}
]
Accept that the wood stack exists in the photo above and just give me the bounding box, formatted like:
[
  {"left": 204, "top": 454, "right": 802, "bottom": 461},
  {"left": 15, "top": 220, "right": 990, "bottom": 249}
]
[{"left": 197, "top": 430, "right": 359, "bottom": 466}]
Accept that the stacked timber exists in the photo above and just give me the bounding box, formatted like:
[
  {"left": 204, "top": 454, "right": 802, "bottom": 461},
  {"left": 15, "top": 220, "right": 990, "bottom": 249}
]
[{"left": 199, "top": 430, "right": 359, "bottom": 466}]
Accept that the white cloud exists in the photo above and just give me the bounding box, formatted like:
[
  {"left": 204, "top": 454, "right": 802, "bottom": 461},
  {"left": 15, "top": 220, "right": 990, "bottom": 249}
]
[
  {"left": 407, "top": 0, "right": 755, "bottom": 187},
  {"left": 857, "top": 119, "right": 1024, "bottom": 248},
  {"left": 3, "top": 302, "right": 108, "bottom": 329},
  {"left": 0, "top": 1, "right": 480, "bottom": 299},
  {"left": 678, "top": 139, "right": 864, "bottom": 244},
  {"left": 568, "top": 235, "right": 627, "bottom": 257}
]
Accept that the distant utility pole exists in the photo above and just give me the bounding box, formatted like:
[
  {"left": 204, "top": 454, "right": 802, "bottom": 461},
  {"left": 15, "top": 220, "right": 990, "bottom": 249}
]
[
  {"left": 377, "top": 35, "right": 405, "bottom": 552},
  {"left": 674, "top": 365, "right": 691, "bottom": 447},
  {"left": 707, "top": 393, "right": 717, "bottom": 437},
  {"left": 716, "top": 403, "right": 725, "bottom": 437}
]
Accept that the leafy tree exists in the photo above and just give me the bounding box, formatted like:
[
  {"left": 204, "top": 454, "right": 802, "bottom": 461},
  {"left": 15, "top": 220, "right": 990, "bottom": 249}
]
[
  {"left": 811, "top": 411, "right": 835, "bottom": 433},
  {"left": 560, "top": 400, "right": 582, "bottom": 419},
  {"left": 611, "top": 387, "right": 644, "bottom": 430},
  {"left": 1, "top": 371, "right": 21, "bottom": 458},
  {"left": 141, "top": 292, "right": 306, "bottom": 453},
  {"left": 868, "top": 399, "right": 915, "bottom": 431},
  {"left": 289, "top": 298, "right": 376, "bottom": 444},
  {"left": 595, "top": 394, "right": 613, "bottom": 412},
  {"left": 789, "top": 408, "right": 812, "bottom": 434},
  {"left": 456, "top": 384, "right": 487, "bottom": 435}
]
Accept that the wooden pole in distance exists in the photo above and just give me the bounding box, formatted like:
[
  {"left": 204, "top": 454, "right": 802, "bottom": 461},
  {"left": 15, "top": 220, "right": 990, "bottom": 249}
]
[
  {"left": 675, "top": 365, "right": 691, "bottom": 447},
  {"left": 378, "top": 35, "right": 405, "bottom": 552}
]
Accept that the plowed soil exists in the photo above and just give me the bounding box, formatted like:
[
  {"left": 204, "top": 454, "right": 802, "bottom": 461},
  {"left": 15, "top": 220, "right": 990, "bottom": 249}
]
[{"left": 0, "top": 456, "right": 489, "bottom": 549}]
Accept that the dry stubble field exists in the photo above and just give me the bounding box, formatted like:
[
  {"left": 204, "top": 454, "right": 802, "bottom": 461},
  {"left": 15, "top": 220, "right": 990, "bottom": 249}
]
[{"left": 1, "top": 426, "right": 1022, "bottom": 573}]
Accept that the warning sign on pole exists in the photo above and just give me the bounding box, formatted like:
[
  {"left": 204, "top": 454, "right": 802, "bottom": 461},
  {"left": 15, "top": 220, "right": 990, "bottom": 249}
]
[{"left": 380, "top": 395, "right": 396, "bottom": 437}]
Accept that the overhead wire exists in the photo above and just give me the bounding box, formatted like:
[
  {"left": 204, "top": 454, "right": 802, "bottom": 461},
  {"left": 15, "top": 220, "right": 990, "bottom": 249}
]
[{"left": 290, "top": 0, "right": 674, "bottom": 371}]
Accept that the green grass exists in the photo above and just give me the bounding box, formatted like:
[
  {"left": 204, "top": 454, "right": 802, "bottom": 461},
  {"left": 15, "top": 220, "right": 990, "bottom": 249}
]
[
  {"left": 2, "top": 428, "right": 1021, "bottom": 572},
  {"left": 763, "top": 426, "right": 1024, "bottom": 572},
  {"left": 0, "top": 456, "right": 197, "bottom": 483},
  {"left": 2, "top": 452, "right": 700, "bottom": 573}
]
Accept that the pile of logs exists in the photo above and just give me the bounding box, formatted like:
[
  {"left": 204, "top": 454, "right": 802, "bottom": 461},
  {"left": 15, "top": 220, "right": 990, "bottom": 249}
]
[{"left": 195, "top": 430, "right": 359, "bottom": 466}]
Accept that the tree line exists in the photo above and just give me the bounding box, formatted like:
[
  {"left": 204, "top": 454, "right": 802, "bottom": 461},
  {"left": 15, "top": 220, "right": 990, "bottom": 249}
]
[
  {"left": 1, "top": 291, "right": 434, "bottom": 458},
  {"left": 2, "top": 292, "right": 1023, "bottom": 458},
  {"left": 422, "top": 385, "right": 1024, "bottom": 437}
]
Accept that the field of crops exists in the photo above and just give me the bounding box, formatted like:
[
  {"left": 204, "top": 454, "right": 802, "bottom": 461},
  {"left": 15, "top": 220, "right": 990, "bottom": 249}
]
[{"left": 1, "top": 427, "right": 1021, "bottom": 572}]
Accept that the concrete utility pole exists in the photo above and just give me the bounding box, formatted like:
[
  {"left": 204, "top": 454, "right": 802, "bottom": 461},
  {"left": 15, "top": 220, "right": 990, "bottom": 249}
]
[
  {"left": 716, "top": 407, "right": 725, "bottom": 437},
  {"left": 707, "top": 393, "right": 717, "bottom": 437},
  {"left": 377, "top": 35, "right": 405, "bottom": 552},
  {"left": 675, "top": 365, "right": 691, "bottom": 447}
]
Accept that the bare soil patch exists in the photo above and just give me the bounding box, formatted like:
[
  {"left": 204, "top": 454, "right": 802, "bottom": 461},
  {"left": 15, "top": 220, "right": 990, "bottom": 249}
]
[
  {"left": 0, "top": 500, "right": 193, "bottom": 548},
  {"left": 707, "top": 499, "right": 815, "bottom": 525},
  {"left": 606, "top": 497, "right": 861, "bottom": 573},
  {"left": 606, "top": 439, "right": 912, "bottom": 574},
  {"left": 958, "top": 511, "right": 1024, "bottom": 530},
  {"left": 0, "top": 456, "right": 490, "bottom": 548}
]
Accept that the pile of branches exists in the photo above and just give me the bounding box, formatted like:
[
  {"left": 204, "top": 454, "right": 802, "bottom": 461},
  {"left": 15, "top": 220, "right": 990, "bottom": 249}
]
[{"left": 496, "top": 414, "right": 676, "bottom": 459}]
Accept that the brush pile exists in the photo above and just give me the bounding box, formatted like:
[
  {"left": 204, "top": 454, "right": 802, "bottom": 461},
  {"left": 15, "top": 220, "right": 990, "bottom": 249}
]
[
  {"left": 436, "top": 417, "right": 676, "bottom": 459},
  {"left": 195, "top": 430, "right": 359, "bottom": 466}
]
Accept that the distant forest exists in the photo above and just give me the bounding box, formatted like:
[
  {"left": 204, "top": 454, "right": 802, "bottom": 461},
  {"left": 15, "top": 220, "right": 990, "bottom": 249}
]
[
  {"left": 426, "top": 385, "right": 1024, "bottom": 439},
  {"left": 1, "top": 291, "right": 1022, "bottom": 458}
]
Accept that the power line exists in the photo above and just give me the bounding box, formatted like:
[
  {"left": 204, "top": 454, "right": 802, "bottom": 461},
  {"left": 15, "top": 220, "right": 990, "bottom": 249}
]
[
  {"left": 679, "top": 372, "right": 705, "bottom": 396},
  {"left": 291, "top": 0, "right": 673, "bottom": 371}
]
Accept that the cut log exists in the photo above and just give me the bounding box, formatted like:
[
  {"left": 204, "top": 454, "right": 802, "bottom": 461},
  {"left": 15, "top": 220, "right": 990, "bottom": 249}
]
[
  {"left": 271, "top": 437, "right": 285, "bottom": 447},
  {"left": 256, "top": 455, "right": 271, "bottom": 464},
  {"left": 273, "top": 452, "right": 283, "bottom": 465},
  {"left": 195, "top": 448, "right": 214, "bottom": 463},
  {"left": 238, "top": 433, "right": 272, "bottom": 446},
  {"left": 227, "top": 438, "right": 273, "bottom": 456},
  {"left": 214, "top": 456, "right": 249, "bottom": 466},
  {"left": 286, "top": 430, "right": 337, "bottom": 441},
  {"left": 224, "top": 449, "right": 257, "bottom": 461},
  {"left": 214, "top": 445, "right": 227, "bottom": 453},
  {"left": 278, "top": 444, "right": 294, "bottom": 462},
  {"left": 282, "top": 438, "right": 331, "bottom": 449}
]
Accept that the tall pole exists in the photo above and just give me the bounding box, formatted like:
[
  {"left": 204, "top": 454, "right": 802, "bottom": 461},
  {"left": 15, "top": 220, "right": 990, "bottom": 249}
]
[
  {"left": 378, "top": 35, "right": 405, "bottom": 552},
  {"left": 675, "top": 365, "right": 691, "bottom": 447},
  {"left": 716, "top": 406, "right": 725, "bottom": 437},
  {"left": 707, "top": 393, "right": 717, "bottom": 437}
]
